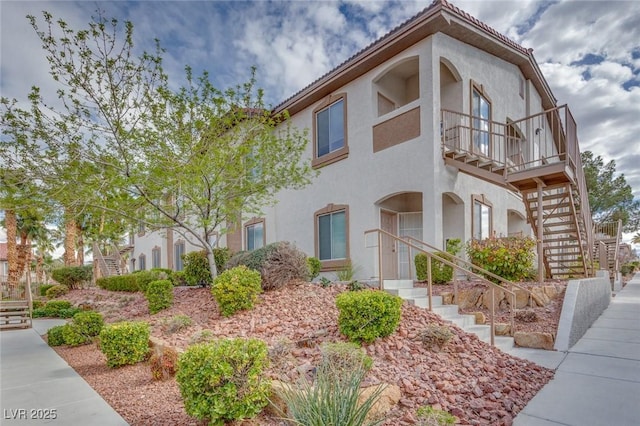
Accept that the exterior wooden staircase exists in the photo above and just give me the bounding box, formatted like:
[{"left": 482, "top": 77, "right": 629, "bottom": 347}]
[
  {"left": 93, "top": 243, "right": 130, "bottom": 278},
  {"left": 442, "top": 105, "right": 594, "bottom": 279},
  {"left": 1, "top": 279, "right": 33, "bottom": 330},
  {"left": 593, "top": 221, "right": 623, "bottom": 281},
  {"left": 523, "top": 184, "right": 590, "bottom": 278}
]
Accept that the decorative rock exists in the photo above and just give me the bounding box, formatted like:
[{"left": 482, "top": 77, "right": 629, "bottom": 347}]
[
  {"left": 481, "top": 288, "right": 505, "bottom": 310},
  {"left": 148, "top": 336, "right": 169, "bottom": 350},
  {"left": 359, "top": 383, "right": 401, "bottom": 421},
  {"left": 530, "top": 286, "right": 550, "bottom": 307},
  {"left": 514, "top": 332, "right": 554, "bottom": 350},
  {"left": 494, "top": 323, "right": 512, "bottom": 336},
  {"left": 472, "top": 311, "right": 486, "bottom": 324},
  {"left": 441, "top": 291, "right": 454, "bottom": 305},
  {"left": 543, "top": 285, "right": 559, "bottom": 300},
  {"left": 514, "top": 289, "right": 530, "bottom": 309},
  {"left": 265, "top": 380, "right": 289, "bottom": 417},
  {"left": 456, "top": 288, "right": 484, "bottom": 309}
]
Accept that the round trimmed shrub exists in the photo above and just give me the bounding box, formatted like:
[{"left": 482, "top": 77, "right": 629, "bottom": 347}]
[
  {"left": 62, "top": 324, "right": 90, "bottom": 346},
  {"left": 183, "top": 251, "right": 213, "bottom": 286},
  {"left": 45, "top": 285, "right": 69, "bottom": 299},
  {"left": 176, "top": 338, "right": 270, "bottom": 425},
  {"left": 335, "top": 290, "right": 403, "bottom": 343},
  {"left": 211, "top": 266, "right": 262, "bottom": 317},
  {"left": 39, "top": 284, "right": 55, "bottom": 297},
  {"left": 47, "top": 325, "right": 67, "bottom": 346},
  {"left": 72, "top": 311, "right": 104, "bottom": 337},
  {"left": 99, "top": 321, "right": 150, "bottom": 368},
  {"left": 145, "top": 280, "right": 174, "bottom": 314}
]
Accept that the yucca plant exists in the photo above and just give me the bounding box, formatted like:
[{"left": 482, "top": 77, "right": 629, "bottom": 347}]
[{"left": 276, "top": 347, "right": 385, "bottom": 426}]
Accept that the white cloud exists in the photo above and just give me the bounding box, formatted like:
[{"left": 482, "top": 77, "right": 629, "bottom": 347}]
[{"left": 2, "top": 0, "right": 640, "bottom": 204}]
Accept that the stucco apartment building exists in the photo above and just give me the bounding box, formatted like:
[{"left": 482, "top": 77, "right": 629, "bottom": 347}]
[{"left": 131, "top": 0, "right": 592, "bottom": 282}]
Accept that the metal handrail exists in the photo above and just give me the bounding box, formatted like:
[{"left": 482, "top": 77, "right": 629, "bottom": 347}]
[
  {"left": 403, "top": 235, "right": 533, "bottom": 299},
  {"left": 93, "top": 242, "right": 109, "bottom": 278},
  {"left": 365, "top": 228, "right": 519, "bottom": 346}
]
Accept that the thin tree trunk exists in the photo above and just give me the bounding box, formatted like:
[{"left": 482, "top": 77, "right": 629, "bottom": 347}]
[
  {"left": 76, "top": 223, "right": 84, "bottom": 265},
  {"left": 36, "top": 253, "right": 44, "bottom": 283},
  {"left": 64, "top": 214, "right": 77, "bottom": 266},
  {"left": 6, "top": 210, "right": 19, "bottom": 287},
  {"left": 16, "top": 233, "right": 29, "bottom": 281}
]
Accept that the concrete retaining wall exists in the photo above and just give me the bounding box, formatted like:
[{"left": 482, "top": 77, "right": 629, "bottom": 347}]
[{"left": 554, "top": 271, "right": 611, "bottom": 351}]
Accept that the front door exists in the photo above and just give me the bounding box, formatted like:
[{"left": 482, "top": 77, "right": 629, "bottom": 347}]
[{"left": 380, "top": 210, "right": 398, "bottom": 280}]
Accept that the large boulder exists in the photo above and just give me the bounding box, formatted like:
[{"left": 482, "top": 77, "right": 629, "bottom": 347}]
[
  {"left": 514, "top": 289, "right": 530, "bottom": 309},
  {"left": 456, "top": 288, "right": 484, "bottom": 309},
  {"left": 358, "top": 383, "right": 401, "bottom": 422},
  {"left": 514, "top": 332, "right": 554, "bottom": 350},
  {"left": 481, "top": 287, "right": 505, "bottom": 310},
  {"left": 530, "top": 286, "right": 551, "bottom": 307}
]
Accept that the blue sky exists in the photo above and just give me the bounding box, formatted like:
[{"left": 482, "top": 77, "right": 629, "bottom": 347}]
[{"left": 1, "top": 0, "right": 640, "bottom": 242}]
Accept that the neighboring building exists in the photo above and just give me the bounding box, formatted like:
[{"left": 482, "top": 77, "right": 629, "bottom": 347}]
[{"left": 131, "top": 0, "right": 593, "bottom": 281}]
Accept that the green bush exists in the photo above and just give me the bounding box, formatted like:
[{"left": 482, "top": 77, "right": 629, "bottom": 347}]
[
  {"left": 307, "top": 257, "right": 321, "bottom": 280},
  {"left": 226, "top": 242, "right": 308, "bottom": 291},
  {"left": 211, "top": 266, "right": 262, "bottom": 317},
  {"left": 45, "top": 285, "right": 69, "bottom": 299},
  {"left": 277, "top": 344, "right": 384, "bottom": 426},
  {"left": 335, "top": 290, "right": 403, "bottom": 343},
  {"left": 72, "top": 311, "right": 104, "bottom": 338},
  {"left": 416, "top": 405, "right": 456, "bottom": 425},
  {"left": 621, "top": 263, "right": 636, "bottom": 276},
  {"left": 213, "top": 247, "right": 231, "bottom": 273},
  {"left": 51, "top": 265, "right": 92, "bottom": 289},
  {"left": 96, "top": 275, "right": 139, "bottom": 292},
  {"left": 61, "top": 324, "right": 90, "bottom": 346},
  {"left": 150, "top": 267, "right": 174, "bottom": 277},
  {"left": 33, "top": 300, "right": 79, "bottom": 318},
  {"left": 99, "top": 321, "right": 150, "bottom": 368},
  {"left": 137, "top": 270, "right": 170, "bottom": 293},
  {"left": 183, "top": 251, "right": 213, "bottom": 286},
  {"left": 466, "top": 236, "right": 536, "bottom": 283},
  {"left": 170, "top": 270, "right": 188, "bottom": 286},
  {"left": 415, "top": 239, "right": 461, "bottom": 283},
  {"left": 58, "top": 307, "right": 83, "bottom": 318},
  {"left": 39, "top": 284, "right": 55, "bottom": 297},
  {"left": 47, "top": 325, "right": 67, "bottom": 346},
  {"left": 32, "top": 300, "right": 45, "bottom": 309},
  {"left": 145, "top": 280, "right": 174, "bottom": 314},
  {"left": 176, "top": 338, "right": 270, "bottom": 425}
]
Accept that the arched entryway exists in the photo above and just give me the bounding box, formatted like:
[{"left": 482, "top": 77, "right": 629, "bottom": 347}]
[
  {"left": 376, "top": 192, "right": 423, "bottom": 279},
  {"left": 442, "top": 192, "right": 465, "bottom": 249}
]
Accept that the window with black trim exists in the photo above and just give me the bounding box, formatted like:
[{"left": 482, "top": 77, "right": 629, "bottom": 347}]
[
  {"left": 244, "top": 218, "right": 265, "bottom": 251},
  {"left": 174, "top": 241, "right": 185, "bottom": 271},
  {"left": 152, "top": 247, "right": 161, "bottom": 269},
  {"left": 472, "top": 195, "right": 493, "bottom": 240},
  {"left": 315, "top": 204, "right": 349, "bottom": 270},
  {"left": 312, "top": 94, "right": 348, "bottom": 168}
]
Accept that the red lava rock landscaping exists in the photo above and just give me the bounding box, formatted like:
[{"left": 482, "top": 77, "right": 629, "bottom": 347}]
[{"left": 51, "top": 283, "right": 554, "bottom": 425}]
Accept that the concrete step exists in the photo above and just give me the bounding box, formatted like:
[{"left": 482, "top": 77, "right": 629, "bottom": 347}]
[
  {"left": 442, "top": 314, "right": 477, "bottom": 329},
  {"left": 494, "top": 336, "right": 516, "bottom": 352},
  {"left": 409, "top": 295, "right": 444, "bottom": 309},
  {"left": 465, "top": 324, "right": 492, "bottom": 342},
  {"left": 383, "top": 279, "right": 415, "bottom": 290}
]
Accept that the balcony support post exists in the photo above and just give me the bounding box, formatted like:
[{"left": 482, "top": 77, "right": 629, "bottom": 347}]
[{"left": 536, "top": 181, "right": 545, "bottom": 285}]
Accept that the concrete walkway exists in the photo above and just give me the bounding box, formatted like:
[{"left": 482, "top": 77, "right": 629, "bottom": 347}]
[
  {"left": 514, "top": 275, "right": 640, "bottom": 426},
  {"left": 0, "top": 319, "right": 128, "bottom": 425}
]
